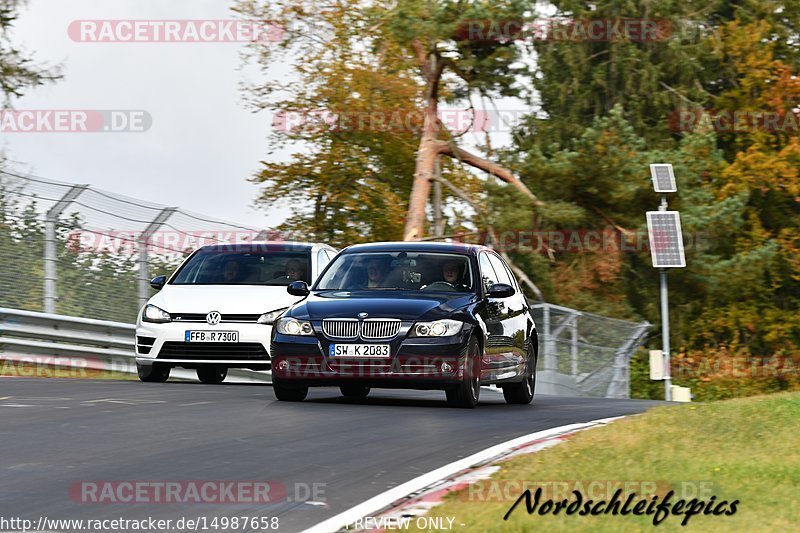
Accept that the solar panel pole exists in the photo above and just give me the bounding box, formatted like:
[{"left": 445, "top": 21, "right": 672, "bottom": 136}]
[{"left": 658, "top": 194, "right": 672, "bottom": 401}]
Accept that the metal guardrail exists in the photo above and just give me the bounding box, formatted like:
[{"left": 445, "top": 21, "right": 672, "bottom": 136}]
[
  {"left": 1, "top": 306, "right": 649, "bottom": 397},
  {"left": 532, "top": 303, "right": 651, "bottom": 399},
  {"left": 0, "top": 307, "right": 271, "bottom": 383}
]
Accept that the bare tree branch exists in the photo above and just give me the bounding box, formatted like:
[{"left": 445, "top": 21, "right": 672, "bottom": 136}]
[{"left": 436, "top": 141, "right": 544, "bottom": 206}]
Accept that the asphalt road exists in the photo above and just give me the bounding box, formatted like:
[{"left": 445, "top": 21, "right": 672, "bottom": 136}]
[{"left": 0, "top": 378, "right": 662, "bottom": 532}]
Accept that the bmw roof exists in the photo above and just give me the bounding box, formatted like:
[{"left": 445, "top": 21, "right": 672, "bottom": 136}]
[{"left": 341, "top": 241, "right": 490, "bottom": 255}]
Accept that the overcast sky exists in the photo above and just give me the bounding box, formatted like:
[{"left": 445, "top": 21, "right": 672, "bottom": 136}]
[
  {"left": 3, "top": 0, "right": 291, "bottom": 228},
  {"left": 2, "top": 0, "right": 528, "bottom": 231}
]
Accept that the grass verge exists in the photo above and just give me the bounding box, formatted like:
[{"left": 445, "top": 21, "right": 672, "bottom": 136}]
[{"left": 411, "top": 392, "right": 800, "bottom": 532}]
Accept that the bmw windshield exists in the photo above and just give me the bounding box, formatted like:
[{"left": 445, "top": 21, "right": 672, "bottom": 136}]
[{"left": 314, "top": 251, "right": 474, "bottom": 292}]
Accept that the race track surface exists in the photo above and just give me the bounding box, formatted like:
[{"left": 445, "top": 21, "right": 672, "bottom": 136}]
[{"left": 0, "top": 378, "right": 663, "bottom": 532}]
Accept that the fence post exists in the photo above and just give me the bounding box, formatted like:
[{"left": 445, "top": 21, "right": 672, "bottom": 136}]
[
  {"left": 571, "top": 318, "right": 578, "bottom": 378},
  {"left": 43, "top": 185, "right": 89, "bottom": 314},
  {"left": 542, "top": 304, "right": 554, "bottom": 374},
  {"left": 606, "top": 321, "right": 652, "bottom": 398},
  {"left": 138, "top": 207, "right": 177, "bottom": 310}
]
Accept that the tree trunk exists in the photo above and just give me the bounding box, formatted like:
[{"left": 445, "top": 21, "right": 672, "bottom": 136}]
[
  {"left": 402, "top": 40, "right": 542, "bottom": 241},
  {"left": 403, "top": 116, "right": 440, "bottom": 240},
  {"left": 404, "top": 41, "right": 441, "bottom": 241}
]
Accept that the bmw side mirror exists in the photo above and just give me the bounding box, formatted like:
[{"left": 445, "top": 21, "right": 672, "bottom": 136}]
[
  {"left": 287, "top": 280, "right": 310, "bottom": 297},
  {"left": 487, "top": 283, "right": 515, "bottom": 299},
  {"left": 150, "top": 275, "right": 167, "bottom": 291}
]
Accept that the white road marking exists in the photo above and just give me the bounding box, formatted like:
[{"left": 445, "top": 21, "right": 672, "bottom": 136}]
[
  {"left": 178, "top": 401, "right": 213, "bottom": 406},
  {"left": 303, "top": 416, "right": 627, "bottom": 533},
  {"left": 82, "top": 398, "right": 166, "bottom": 405}
]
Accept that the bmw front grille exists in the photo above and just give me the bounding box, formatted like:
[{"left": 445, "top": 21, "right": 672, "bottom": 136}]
[{"left": 322, "top": 318, "right": 401, "bottom": 340}]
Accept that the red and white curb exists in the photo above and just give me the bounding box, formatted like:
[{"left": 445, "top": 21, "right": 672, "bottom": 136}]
[{"left": 303, "top": 416, "right": 627, "bottom": 533}]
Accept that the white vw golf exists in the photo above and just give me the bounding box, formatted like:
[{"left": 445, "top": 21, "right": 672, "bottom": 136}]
[{"left": 135, "top": 241, "right": 337, "bottom": 383}]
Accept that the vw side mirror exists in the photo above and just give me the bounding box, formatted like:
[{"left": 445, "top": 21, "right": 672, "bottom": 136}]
[
  {"left": 487, "top": 282, "right": 515, "bottom": 299},
  {"left": 287, "top": 280, "right": 310, "bottom": 297},
  {"left": 150, "top": 275, "right": 167, "bottom": 291}
]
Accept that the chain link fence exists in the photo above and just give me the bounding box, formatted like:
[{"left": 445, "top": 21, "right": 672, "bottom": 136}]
[
  {"left": 0, "top": 170, "right": 650, "bottom": 397},
  {"left": 531, "top": 303, "right": 651, "bottom": 398},
  {"left": 0, "top": 170, "right": 278, "bottom": 323}
]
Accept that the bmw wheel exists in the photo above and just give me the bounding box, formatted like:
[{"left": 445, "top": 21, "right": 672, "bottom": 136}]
[
  {"left": 445, "top": 336, "right": 481, "bottom": 408},
  {"left": 503, "top": 344, "right": 536, "bottom": 405},
  {"left": 273, "top": 378, "right": 309, "bottom": 401},
  {"left": 340, "top": 385, "right": 370, "bottom": 399}
]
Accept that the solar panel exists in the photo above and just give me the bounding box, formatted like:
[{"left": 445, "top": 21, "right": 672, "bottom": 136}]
[
  {"left": 650, "top": 164, "right": 676, "bottom": 192},
  {"left": 646, "top": 211, "right": 686, "bottom": 268}
]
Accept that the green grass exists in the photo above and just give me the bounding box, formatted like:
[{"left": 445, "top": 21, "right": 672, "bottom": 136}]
[
  {"left": 0, "top": 364, "right": 138, "bottom": 380},
  {"left": 411, "top": 392, "right": 800, "bottom": 532}
]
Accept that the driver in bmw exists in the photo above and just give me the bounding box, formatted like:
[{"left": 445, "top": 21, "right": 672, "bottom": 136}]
[{"left": 441, "top": 260, "right": 469, "bottom": 290}]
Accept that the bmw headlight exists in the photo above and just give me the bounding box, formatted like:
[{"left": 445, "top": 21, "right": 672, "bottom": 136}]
[
  {"left": 411, "top": 319, "right": 464, "bottom": 337},
  {"left": 275, "top": 317, "right": 314, "bottom": 336},
  {"left": 257, "top": 308, "right": 288, "bottom": 325},
  {"left": 142, "top": 304, "right": 171, "bottom": 323}
]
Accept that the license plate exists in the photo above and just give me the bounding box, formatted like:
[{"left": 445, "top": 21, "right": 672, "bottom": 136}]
[
  {"left": 185, "top": 331, "right": 239, "bottom": 342},
  {"left": 329, "top": 344, "right": 390, "bottom": 358}
]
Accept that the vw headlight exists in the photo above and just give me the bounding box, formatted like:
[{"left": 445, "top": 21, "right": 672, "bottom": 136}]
[
  {"left": 142, "top": 304, "right": 171, "bottom": 323},
  {"left": 257, "top": 308, "right": 288, "bottom": 325},
  {"left": 275, "top": 317, "right": 314, "bottom": 336},
  {"left": 411, "top": 319, "right": 464, "bottom": 337}
]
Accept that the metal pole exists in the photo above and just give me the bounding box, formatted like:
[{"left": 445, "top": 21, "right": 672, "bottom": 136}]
[
  {"left": 570, "top": 319, "right": 578, "bottom": 378},
  {"left": 658, "top": 193, "right": 671, "bottom": 401},
  {"left": 44, "top": 185, "right": 88, "bottom": 313},
  {"left": 660, "top": 269, "right": 671, "bottom": 401},
  {"left": 542, "top": 305, "right": 555, "bottom": 373}
]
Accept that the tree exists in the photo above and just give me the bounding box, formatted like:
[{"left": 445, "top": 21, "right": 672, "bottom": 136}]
[
  {"left": 0, "top": 0, "right": 61, "bottom": 102},
  {"left": 236, "top": 0, "right": 541, "bottom": 243}
]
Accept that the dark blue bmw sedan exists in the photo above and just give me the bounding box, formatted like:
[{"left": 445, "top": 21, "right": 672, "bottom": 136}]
[{"left": 270, "top": 242, "right": 538, "bottom": 408}]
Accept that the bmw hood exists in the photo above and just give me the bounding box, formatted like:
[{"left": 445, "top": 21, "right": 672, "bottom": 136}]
[
  {"left": 291, "top": 290, "right": 478, "bottom": 321},
  {"left": 146, "top": 285, "right": 300, "bottom": 315}
]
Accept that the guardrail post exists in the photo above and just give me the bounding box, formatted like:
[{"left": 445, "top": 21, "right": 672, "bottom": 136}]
[
  {"left": 138, "top": 207, "right": 177, "bottom": 310},
  {"left": 44, "top": 185, "right": 89, "bottom": 313},
  {"left": 570, "top": 318, "right": 578, "bottom": 378},
  {"left": 606, "top": 321, "right": 652, "bottom": 398},
  {"left": 542, "top": 304, "right": 555, "bottom": 373}
]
